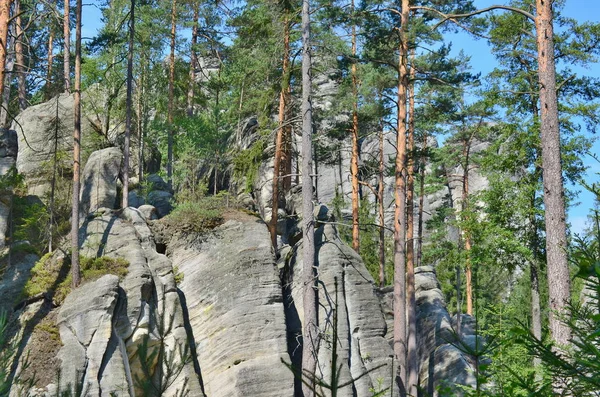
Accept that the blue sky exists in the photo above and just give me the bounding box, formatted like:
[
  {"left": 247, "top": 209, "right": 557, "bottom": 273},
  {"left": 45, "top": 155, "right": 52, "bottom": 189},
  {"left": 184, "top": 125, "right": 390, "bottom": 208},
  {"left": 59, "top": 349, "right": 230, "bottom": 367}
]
[
  {"left": 80, "top": 0, "right": 600, "bottom": 234},
  {"left": 444, "top": 0, "right": 600, "bottom": 235}
]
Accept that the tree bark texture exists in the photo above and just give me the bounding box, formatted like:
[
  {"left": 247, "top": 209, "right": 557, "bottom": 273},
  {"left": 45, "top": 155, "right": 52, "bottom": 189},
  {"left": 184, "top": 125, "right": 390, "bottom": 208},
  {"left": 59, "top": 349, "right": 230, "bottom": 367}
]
[
  {"left": 270, "top": 13, "right": 291, "bottom": 248},
  {"left": 0, "top": 17, "right": 13, "bottom": 128},
  {"left": 535, "top": 0, "right": 571, "bottom": 348},
  {"left": 0, "top": 0, "right": 12, "bottom": 99},
  {"left": 393, "top": 0, "right": 409, "bottom": 391},
  {"left": 186, "top": 2, "right": 198, "bottom": 117},
  {"left": 406, "top": 50, "right": 417, "bottom": 397},
  {"left": 167, "top": 0, "right": 176, "bottom": 189},
  {"left": 15, "top": 0, "right": 25, "bottom": 111},
  {"left": 300, "top": 0, "right": 317, "bottom": 394},
  {"left": 122, "top": 0, "right": 135, "bottom": 208},
  {"left": 71, "top": 0, "right": 82, "bottom": 288},
  {"left": 350, "top": 0, "right": 360, "bottom": 253},
  {"left": 378, "top": 123, "right": 385, "bottom": 288},
  {"left": 45, "top": 30, "right": 53, "bottom": 101},
  {"left": 63, "top": 0, "right": 70, "bottom": 92}
]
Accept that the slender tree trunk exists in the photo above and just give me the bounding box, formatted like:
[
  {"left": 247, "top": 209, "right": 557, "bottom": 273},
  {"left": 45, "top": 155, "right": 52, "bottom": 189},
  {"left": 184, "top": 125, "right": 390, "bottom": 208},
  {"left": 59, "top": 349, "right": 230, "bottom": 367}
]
[
  {"left": 416, "top": 131, "right": 427, "bottom": 268},
  {"left": 49, "top": 96, "right": 59, "bottom": 252},
  {"left": 393, "top": 0, "right": 409, "bottom": 391},
  {"left": 0, "top": 19, "right": 13, "bottom": 128},
  {"left": 14, "top": 0, "right": 25, "bottom": 111},
  {"left": 45, "top": 30, "right": 54, "bottom": 101},
  {"left": 71, "top": 0, "right": 82, "bottom": 288},
  {"left": 405, "top": 49, "right": 418, "bottom": 397},
  {"left": 529, "top": 188, "right": 542, "bottom": 374},
  {"left": 0, "top": 0, "right": 12, "bottom": 99},
  {"left": 167, "top": 0, "right": 176, "bottom": 189},
  {"left": 535, "top": 0, "right": 571, "bottom": 349},
  {"left": 350, "top": 0, "right": 360, "bottom": 253},
  {"left": 63, "top": 0, "right": 70, "bottom": 92},
  {"left": 122, "top": 0, "right": 134, "bottom": 208},
  {"left": 462, "top": 141, "right": 473, "bottom": 316},
  {"left": 270, "top": 13, "right": 291, "bottom": 248},
  {"left": 137, "top": 58, "right": 145, "bottom": 181},
  {"left": 186, "top": 2, "right": 198, "bottom": 117},
  {"left": 300, "top": 0, "right": 317, "bottom": 393},
  {"left": 378, "top": 122, "right": 385, "bottom": 288}
]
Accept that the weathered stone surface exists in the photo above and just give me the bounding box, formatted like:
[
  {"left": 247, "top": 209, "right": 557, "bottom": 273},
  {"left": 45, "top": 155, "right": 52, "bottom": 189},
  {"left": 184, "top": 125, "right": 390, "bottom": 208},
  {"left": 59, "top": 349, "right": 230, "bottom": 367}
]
[
  {"left": 0, "top": 128, "right": 17, "bottom": 248},
  {"left": 146, "top": 173, "right": 170, "bottom": 192},
  {"left": 147, "top": 190, "right": 173, "bottom": 218},
  {"left": 127, "top": 190, "right": 145, "bottom": 208},
  {"left": 0, "top": 251, "right": 39, "bottom": 312},
  {"left": 12, "top": 93, "right": 93, "bottom": 196},
  {"left": 171, "top": 213, "right": 294, "bottom": 397},
  {"left": 414, "top": 267, "right": 477, "bottom": 396},
  {"left": 285, "top": 221, "right": 398, "bottom": 397},
  {"left": 138, "top": 204, "right": 158, "bottom": 220},
  {"left": 80, "top": 147, "right": 122, "bottom": 217},
  {"left": 56, "top": 275, "right": 120, "bottom": 395}
]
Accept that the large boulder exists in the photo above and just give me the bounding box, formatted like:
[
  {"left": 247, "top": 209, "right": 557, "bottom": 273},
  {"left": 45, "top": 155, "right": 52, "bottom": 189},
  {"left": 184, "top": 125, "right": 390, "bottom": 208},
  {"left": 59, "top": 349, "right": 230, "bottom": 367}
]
[
  {"left": 170, "top": 213, "right": 295, "bottom": 397},
  {"left": 12, "top": 93, "right": 94, "bottom": 197},
  {"left": 79, "top": 147, "right": 122, "bottom": 218}
]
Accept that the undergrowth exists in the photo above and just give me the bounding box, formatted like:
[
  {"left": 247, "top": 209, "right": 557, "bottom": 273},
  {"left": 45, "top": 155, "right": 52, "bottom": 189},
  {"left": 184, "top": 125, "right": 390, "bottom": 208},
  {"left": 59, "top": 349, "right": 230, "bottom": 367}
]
[{"left": 21, "top": 254, "right": 129, "bottom": 305}]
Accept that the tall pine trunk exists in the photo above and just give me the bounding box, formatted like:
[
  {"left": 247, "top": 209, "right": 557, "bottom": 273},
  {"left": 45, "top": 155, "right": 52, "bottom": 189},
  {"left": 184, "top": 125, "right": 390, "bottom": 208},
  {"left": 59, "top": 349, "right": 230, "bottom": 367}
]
[
  {"left": 270, "top": 13, "right": 291, "bottom": 248},
  {"left": 45, "top": 30, "right": 53, "bottom": 101},
  {"left": 300, "top": 0, "right": 317, "bottom": 393},
  {"left": 122, "top": 0, "right": 135, "bottom": 208},
  {"left": 405, "top": 49, "right": 417, "bottom": 396},
  {"left": 462, "top": 140, "right": 473, "bottom": 316},
  {"left": 167, "top": 0, "right": 176, "bottom": 189},
  {"left": 0, "top": 18, "right": 13, "bottom": 128},
  {"left": 63, "top": 0, "right": 70, "bottom": 92},
  {"left": 0, "top": 0, "right": 12, "bottom": 98},
  {"left": 71, "top": 0, "right": 82, "bottom": 288},
  {"left": 378, "top": 122, "right": 385, "bottom": 287},
  {"left": 416, "top": 131, "right": 427, "bottom": 267},
  {"left": 535, "top": 0, "right": 571, "bottom": 349},
  {"left": 186, "top": 2, "right": 198, "bottom": 117},
  {"left": 350, "top": 0, "right": 360, "bottom": 253},
  {"left": 393, "top": 0, "right": 409, "bottom": 390},
  {"left": 15, "top": 0, "right": 26, "bottom": 111}
]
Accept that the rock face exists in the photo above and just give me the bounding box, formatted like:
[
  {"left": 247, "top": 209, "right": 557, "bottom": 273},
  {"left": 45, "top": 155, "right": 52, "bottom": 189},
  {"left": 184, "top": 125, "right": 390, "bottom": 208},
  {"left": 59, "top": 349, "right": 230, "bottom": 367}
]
[
  {"left": 11, "top": 93, "right": 93, "bottom": 196},
  {"left": 0, "top": 128, "right": 17, "bottom": 248},
  {"left": 79, "top": 147, "right": 122, "bottom": 218},
  {"left": 284, "top": 216, "right": 398, "bottom": 397},
  {"left": 170, "top": 214, "right": 295, "bottom": 397},
  {"left": 414, "top": 266, "right": 478, "bottom": 396}
]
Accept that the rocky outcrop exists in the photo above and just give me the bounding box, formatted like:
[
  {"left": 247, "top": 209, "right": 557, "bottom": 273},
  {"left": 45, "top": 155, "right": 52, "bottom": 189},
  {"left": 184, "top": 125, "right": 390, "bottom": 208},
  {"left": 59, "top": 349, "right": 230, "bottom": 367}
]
[
  {"left": 0, "top": 128, "right": 17, "bottom": 249},
  {"left": 170, "top": 213, "right": 295, "bottom": 397},
  {"left": 284, "top": 211, "right": 398, "bottom": 397},
  {"left": 414, "top": 266, "right": 478, "bottom": 396},
  {"left": 11, "top": 94, "right": 94, "bottom": 197},
  {"left": 79, "top": 147, "right": 122, "bottom": 218}
]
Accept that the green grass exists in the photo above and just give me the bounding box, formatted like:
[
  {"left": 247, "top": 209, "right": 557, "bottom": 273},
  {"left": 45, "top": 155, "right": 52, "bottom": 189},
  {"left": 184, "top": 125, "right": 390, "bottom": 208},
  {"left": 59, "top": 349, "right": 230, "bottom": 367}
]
[
  {"left": 22, "top": 253, "right": 129, "bottom": 305},
  {"left": 162, "top": 196, "right": 225, "bottom": 234}
]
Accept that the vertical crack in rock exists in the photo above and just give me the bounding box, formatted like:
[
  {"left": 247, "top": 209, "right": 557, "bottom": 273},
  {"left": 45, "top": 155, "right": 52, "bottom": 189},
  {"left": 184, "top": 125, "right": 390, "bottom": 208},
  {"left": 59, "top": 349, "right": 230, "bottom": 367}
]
[
  {"left": 341, "top": 270, "right": 358, "bottom": 397},
  {"left": 281, "top": 248, "right": 303, "bottom": 396},
  {"left": 176, "top": 288, "right": 206, "bottom": 395}
]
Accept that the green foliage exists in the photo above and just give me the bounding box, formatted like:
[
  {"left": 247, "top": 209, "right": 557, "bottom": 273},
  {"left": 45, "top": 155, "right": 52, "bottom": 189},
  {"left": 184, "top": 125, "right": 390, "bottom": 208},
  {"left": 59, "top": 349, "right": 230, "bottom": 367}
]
[
  {"left": 232, "top": 138, "right": 266, "bottom": 193},
  {"left": 161, "top": 190, "right": 226, "bottom": 235},
  {"left": 22, "top": 254, "right": 129, "bottom": 306}
]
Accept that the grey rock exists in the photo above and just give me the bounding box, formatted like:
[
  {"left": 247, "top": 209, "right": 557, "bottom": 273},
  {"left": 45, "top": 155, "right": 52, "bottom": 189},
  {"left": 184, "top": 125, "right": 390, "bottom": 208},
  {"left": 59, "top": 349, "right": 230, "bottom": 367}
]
[
  {"left": 138, "top": 204, "right": 158, "bottom": 220},
  {"left": 127, "top": 190, "right": 145, "bottom": 208},
  {"left": 12, "top": 93, "right": 93, "bottom": 196},
  {"left": 0, "top": 251, "right": 39, "bottom": 312},
  {"left": 56, "top": 275, "right": 120, "bottom": 395},
  {"left": 146, "top": 173, "right": 170, "bottom": 192},
  {"left": 171, "top": 214, "right": 294, "bottom": 397},
  {"left": 0, "top": 128, "right": 17, "bottom": 249},
  {"left": 79, "top": 147, "right": 122, "bottom": 218},
  {"left": 147, "top": 190, "right": 173, "bottom": 218},
  {"left": 286, "top": 222, "right": 398, "bottom": 396}
]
